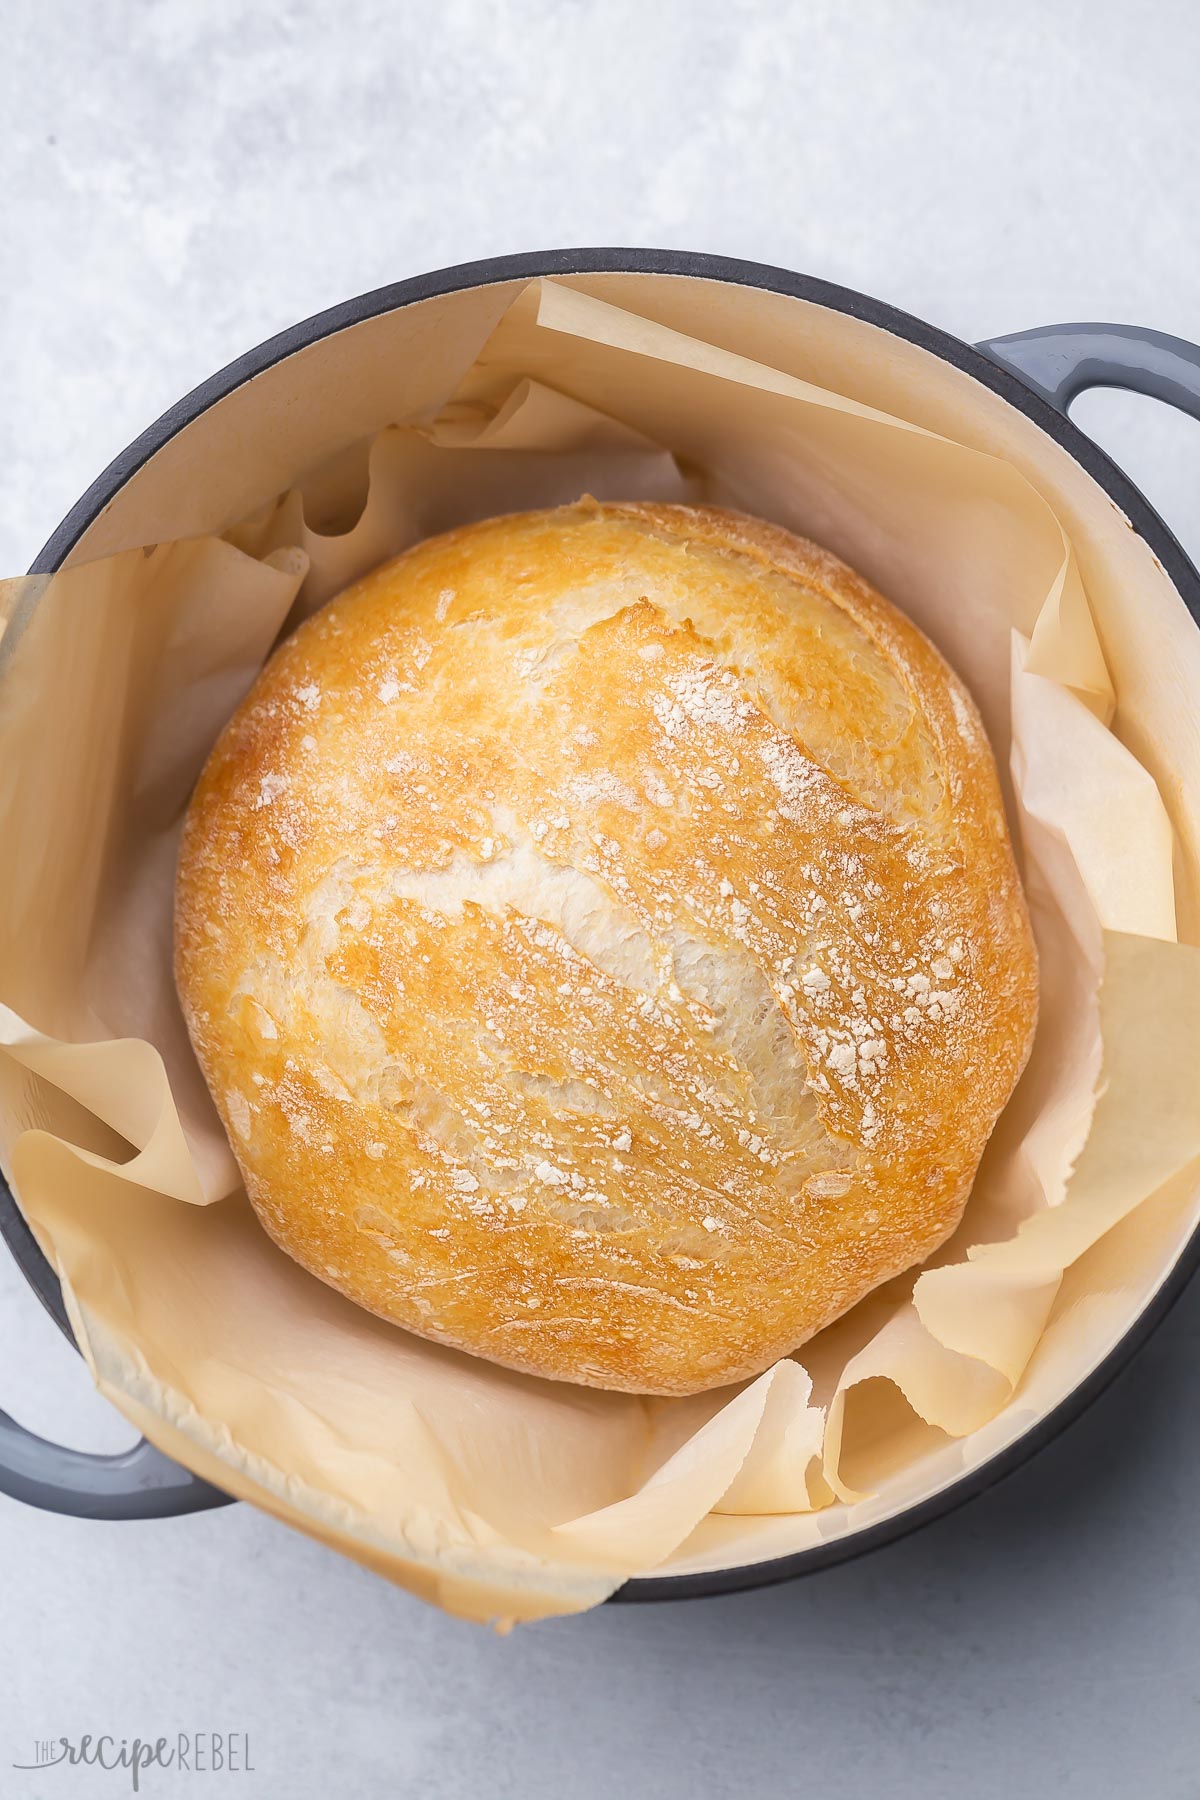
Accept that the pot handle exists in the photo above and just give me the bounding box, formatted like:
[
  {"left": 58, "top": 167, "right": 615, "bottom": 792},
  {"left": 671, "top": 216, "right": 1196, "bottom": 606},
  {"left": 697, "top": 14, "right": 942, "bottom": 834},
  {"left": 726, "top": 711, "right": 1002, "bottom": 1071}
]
[
  {"left": 976, "top": 322, "right": 1200, "bottom": 420},
  {"left": 0, "top": 1404, "right": 229, "bottom": 1520}
]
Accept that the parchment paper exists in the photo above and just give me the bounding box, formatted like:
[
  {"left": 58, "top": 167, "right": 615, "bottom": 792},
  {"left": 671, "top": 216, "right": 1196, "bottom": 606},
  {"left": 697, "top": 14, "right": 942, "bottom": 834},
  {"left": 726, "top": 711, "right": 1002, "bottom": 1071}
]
[{"left": 1, "top": 279, "right": 1198, "bottom": 1624}]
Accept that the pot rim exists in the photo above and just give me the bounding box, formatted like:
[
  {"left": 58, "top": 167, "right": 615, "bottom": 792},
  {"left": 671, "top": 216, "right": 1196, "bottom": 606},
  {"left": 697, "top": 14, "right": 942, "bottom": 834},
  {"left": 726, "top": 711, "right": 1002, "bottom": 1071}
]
[{"left": 5, "top": 246, "right": 1199, "bottom": 1603}]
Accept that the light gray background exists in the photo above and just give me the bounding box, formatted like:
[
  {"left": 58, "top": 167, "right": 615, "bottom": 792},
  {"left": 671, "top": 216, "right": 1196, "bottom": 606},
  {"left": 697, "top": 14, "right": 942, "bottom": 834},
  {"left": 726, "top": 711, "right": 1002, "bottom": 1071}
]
[{"left": 2, "top": 2, "right": 1199, "bottom": 1795}]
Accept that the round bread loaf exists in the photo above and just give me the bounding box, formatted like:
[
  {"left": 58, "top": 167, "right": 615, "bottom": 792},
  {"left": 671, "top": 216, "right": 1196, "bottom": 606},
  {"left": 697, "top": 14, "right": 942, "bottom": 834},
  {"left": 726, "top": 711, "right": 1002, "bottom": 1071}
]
[{"left": 176, "top": 501, "right": 1037, "bottom": 1395}]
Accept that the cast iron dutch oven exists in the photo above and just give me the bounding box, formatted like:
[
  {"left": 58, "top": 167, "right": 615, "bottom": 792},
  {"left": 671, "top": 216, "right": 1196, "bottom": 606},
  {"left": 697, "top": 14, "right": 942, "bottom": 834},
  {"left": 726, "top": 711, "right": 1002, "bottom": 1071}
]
[{"left": 2, "top": 250, "right": 1199, "bottom": 1601}]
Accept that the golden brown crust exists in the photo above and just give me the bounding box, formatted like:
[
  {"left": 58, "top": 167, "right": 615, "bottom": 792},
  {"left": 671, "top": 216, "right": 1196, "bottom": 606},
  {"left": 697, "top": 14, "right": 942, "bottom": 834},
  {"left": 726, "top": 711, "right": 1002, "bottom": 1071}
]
[{"left": 175, "top": 501, "right": 1038, "bottom": 1395}]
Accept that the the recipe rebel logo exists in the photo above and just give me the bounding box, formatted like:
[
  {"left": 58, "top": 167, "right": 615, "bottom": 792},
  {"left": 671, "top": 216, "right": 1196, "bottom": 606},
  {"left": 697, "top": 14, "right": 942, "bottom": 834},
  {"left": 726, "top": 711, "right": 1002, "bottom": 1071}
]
[{"left": 12, "top": 1733, "right": 254, "bottom": 1790}]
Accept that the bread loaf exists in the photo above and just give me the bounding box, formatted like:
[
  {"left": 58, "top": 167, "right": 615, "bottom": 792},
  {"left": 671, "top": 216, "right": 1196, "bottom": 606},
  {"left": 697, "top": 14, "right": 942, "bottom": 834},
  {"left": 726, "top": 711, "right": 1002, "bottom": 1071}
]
[{"left": 175, "top": 501, "right": 1038, "bottom": 1395}]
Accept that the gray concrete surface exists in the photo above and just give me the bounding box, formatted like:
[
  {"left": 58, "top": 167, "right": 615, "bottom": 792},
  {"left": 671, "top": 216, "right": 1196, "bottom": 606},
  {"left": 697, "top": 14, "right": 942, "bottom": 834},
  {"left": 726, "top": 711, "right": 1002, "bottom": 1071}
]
[{"left": 1, "top": 2, "right": 1199, "bottom": 1794}]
